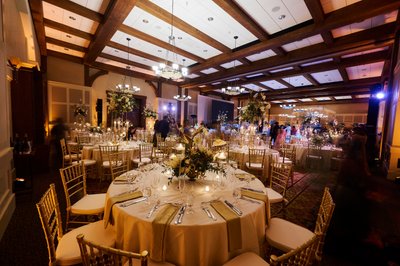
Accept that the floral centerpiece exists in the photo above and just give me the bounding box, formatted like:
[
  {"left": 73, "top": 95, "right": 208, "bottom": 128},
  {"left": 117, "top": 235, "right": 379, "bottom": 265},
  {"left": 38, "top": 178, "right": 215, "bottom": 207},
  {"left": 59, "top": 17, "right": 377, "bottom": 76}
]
[
  {"left": 310, "top": 133, "right": 325, "bottom": 147},
  {"left": 107, "top": 90, "right": 137, "bottom": 117},
  {"left": 142, "top": 106, "right": 157, "bottom": 119},
  {"left": 73, "top": 104, "right": 88, "bottom": 118},
  {"left": 240, "top": 92, "right": 271, "bottom": 123},
  {"left": 217, "top": 110, "right": 228, "bottom": 124},
  {"left": 165, "top": 126, "right": 224, "bottom": 181}
]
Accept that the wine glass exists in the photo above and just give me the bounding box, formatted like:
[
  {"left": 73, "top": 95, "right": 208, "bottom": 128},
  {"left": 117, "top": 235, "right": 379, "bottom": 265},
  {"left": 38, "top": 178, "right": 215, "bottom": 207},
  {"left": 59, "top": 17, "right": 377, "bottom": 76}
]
[
  {"left": 126, "top": 172, "right": 134, "bottom": 192},
  {"left": 178, "top": 176, "right": 186, "bottom": 194},
  {"left": 142, "top": 186, "right": 152, "bottom": 205},
  {"left": 151, "top": 176, "right": 160, "bottom": 199},
  {"left": 185, "top": 192, "right": 194, "bottom": 214},
  {"left": 232, "top": 187, "right": 241, "bottom": 205}
]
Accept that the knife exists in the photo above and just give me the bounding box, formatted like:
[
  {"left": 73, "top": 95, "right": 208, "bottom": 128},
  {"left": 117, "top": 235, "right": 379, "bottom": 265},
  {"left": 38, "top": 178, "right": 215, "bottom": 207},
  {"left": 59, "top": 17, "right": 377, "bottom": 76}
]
[
  {"left": 224, "top": 200, "right": 243, "bottom": 216},
  {"left": 241, "top": 187, "right": 264, "bottom": 194},
  {"left": 202, "top": 207, "right": 211, "bottom": 218},
  {"left": 206, "top": 207, "right": 217, "bottom": 221},
  {"left": 146, "top": 201, "right": 160, "bottom": 218},
  {"left": 119, "top": 197, "right": 146, "bottom": 207},
  {"left": 175, "top": 205, "right": 186, "bottom": 224}
]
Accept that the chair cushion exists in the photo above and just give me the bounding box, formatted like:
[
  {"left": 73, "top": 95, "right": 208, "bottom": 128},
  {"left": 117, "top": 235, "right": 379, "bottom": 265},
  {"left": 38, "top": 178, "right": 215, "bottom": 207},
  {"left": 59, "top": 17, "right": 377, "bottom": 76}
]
[
  {"left": 265, "top": 217, "right": 315, "bottom": 252},
  {"left": 245, "top": 162, "right": 263, "bottom": 169},
  {"left": 72, "top": 159, "right": 97, "bottom": 166},
  {"left": 132, "top": 157, "right": 151, "bottom": 164},
  {"left": 277, "top": 157, "right": 292, "bottom": 164},
  {"left": 64, "top": 154, "right": 80, "bottom": 160},
  {"left": 223, "top": 252, "right": 270, "bottom": 266},
  {"left": 265, "top": 188, "right": 283, "bottom": 203},
  {"left": 71, "top": 193, "right": 106, "bottom": 215},
  {"left": 56, "top": 220, "right": 116, "bottom": 265}
]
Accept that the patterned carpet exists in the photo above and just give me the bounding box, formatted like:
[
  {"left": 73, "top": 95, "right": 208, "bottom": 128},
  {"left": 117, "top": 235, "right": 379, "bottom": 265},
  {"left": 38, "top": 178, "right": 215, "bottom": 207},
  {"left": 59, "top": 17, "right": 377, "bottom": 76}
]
[{"left": 1, "top": 164, "right": 399, "bottom": 265}]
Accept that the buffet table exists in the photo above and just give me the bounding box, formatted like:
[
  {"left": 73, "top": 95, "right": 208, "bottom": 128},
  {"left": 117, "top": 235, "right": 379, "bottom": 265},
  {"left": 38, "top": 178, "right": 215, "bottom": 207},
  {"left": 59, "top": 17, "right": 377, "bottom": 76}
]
[{"left": 105, "top": 164, "right": 268, "bottom": 266}]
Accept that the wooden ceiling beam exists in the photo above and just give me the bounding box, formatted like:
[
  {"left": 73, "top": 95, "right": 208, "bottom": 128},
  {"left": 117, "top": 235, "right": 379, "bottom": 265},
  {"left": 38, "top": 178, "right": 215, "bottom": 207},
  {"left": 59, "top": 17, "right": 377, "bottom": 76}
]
[
  {"left": 99, "top": 52, "right": 152, "bottom": 71},
  {"left": 304, "top": 0, "right": 334, "bottom": 45},
  {"left": 44, "top": 0, "right": 103, "bottom": 22},
  {"left": 338, "top": 67, "right": 350, "bottom": 82},
  {"left": 119, "top": 24, "right": 205, "bottom": 63},
  {"left": 303, "top": 74, "right": 320, "bottom": 86},
  {"left": 85, "top": 0, "right": 139, "bottom": 63},
  {"left": 89, "top": 61, "right": 160, "bottom": 82},
  {"left": 185, "top": 0, "right": 400, "bottom": 74},
  {"left": 46, "top": 50, "right": 83, "bottom": 64},
  {"left": 28, "top": 0, "right": 47, "bottom": 55},
  {"left": 200, "top": 48, "right": 389, "bottom": 91},
  {"left": 107, "top": 41, "right": 170, "bottom": 65},
  {"left": 136, "top": 0, "right": 230, "bottom": 53},
  {"left": 43, "top": 18, "right": 94, "bottom": 41},
  {"left": 275, "top": 78, "right": 294, "bottom": 88},
  {"left": 45, "top": 37, "right": 87, "bottom": 53},
  {"left": 211, "top": 0, "right": 269, "bottom": 40},
  {"left": 254, "top": 82, "right": 273, "bottom": 91}
]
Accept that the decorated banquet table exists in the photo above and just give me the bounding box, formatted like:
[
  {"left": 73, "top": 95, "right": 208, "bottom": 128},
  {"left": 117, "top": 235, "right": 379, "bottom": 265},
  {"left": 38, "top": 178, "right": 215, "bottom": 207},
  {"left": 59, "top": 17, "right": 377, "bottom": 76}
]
[
  {"left": 104, "top": 164, "right": 269, "bottom": 266},
  {"left": 296, "top": 145, "right": 343, "bottom": 170}
]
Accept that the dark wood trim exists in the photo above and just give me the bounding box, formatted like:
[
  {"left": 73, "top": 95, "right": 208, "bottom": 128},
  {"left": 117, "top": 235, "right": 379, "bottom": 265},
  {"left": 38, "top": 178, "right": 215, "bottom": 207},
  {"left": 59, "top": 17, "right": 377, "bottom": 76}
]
[
  {"left": 43, "top": 18, "right": 93, "bottom": 41},
  {"left": 84, "top": 65, "right": 108, "bottom": 87},
  {"left": 44, "top": 0, "right": 103, "bottom": 22},
  {"left": 145, "top": 80, "right": 160, "bottom": 97},
  {"left": 28, "top": 0, "right": 47, "bottom": 55},
  {"left": 89, "top": 61, "right": 159, "bottom": 82},
  {"left": 85, "top": 0, "right": 139, "bottom": 63},
  {"left": 46, "top": 50, "right": 83, "bottom": 64},
  {"left": 99, "top": 52, "right": 152, "bottom": 71},
  {"left": 303, "top": 74, "right": 320, "bottom": 86},
  {"left": 45, "top": 37, "right": 87, "bottom": 52}
]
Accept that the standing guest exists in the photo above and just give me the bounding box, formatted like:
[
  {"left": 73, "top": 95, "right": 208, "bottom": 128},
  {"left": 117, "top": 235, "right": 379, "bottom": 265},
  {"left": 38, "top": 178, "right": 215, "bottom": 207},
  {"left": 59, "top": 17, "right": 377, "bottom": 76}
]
[
  {"left": 158, "top": 116, "right": 170, "bottom": 140},
  {"left": 152, "top": 119, "right": 160, "bottom": 146},
  {"left": 273, "top": 125, "right": 285, "bottom": 149},
  {"left": 270, "top": 121, "right": 279, "bottom": 146},
  {"left": 291, "top": 125, "right": 297, "bottom": 136}
]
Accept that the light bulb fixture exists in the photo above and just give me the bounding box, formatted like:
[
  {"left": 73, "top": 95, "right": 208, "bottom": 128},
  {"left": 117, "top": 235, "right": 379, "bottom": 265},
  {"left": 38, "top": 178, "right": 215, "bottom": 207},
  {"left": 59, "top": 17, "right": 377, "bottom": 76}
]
[
  {"left": 173, "top": 94, "right": 191, "bottom": 101},
  {"left": 221, "top": 36, "right": 246, "bottom": 96},
  {"left": 375, "top": 92, "right": 385, "bottom": 99},
  {"left": 152, "top": 0, "right": 188, "bottom": 80},
  {"left": 116, "top": 37, "right": 140, "bottom": 93},
  {"left": 280, "top": 104, "right": 296, "bottom": 109}
]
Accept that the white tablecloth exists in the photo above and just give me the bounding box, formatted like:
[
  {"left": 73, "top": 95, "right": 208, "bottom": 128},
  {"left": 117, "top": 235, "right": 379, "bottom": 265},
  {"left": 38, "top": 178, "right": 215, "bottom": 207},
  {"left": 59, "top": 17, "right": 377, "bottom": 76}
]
[
  {"left": 106, "top": 164, "right": 267, "bottom": 266},
  {"left": 296, "top": 146, "right": 343, "bottom": 169}
]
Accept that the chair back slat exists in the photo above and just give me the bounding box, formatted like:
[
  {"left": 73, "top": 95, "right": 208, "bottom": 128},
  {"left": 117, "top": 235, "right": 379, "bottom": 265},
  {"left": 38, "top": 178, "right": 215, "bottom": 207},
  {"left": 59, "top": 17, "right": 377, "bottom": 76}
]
[
  {"left": 77, "top": 234, "right": 149, "bottom": 266},
  {"left": 248, "top": 148, "right": 266, "bottom": 167},
  {"left": 36, "top": 184, "right": 63, "bottom": 265},
  {"left": 99, "top": 145, "right": 120, "bottom": 162},
  {"left": 109, "top": 151, "right": 130, "bottom": 180},
  {"left": 59, "top": 163, "right": 87, "bottom": 211},
  {"left": 269, "top": 163, "right": 291, "bottom": 197}
]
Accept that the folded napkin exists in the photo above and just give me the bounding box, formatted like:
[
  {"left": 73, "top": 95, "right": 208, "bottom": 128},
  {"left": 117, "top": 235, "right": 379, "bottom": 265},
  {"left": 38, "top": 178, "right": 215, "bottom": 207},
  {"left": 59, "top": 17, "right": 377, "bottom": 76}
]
[
  {"left": 103, "top": 191, "right": 143, "bottom": 228},
  {"left": 235, "top": 173, "right": 255, "bottom": 181},
  {"left": 151, "top": 204, "right": 180, "bottom": 262},
  {"left": 210, "top": 200, "right": 242, "bottom": 251},
  {"left": 241, "top": 189, "right": 270, "bottom": 226}
]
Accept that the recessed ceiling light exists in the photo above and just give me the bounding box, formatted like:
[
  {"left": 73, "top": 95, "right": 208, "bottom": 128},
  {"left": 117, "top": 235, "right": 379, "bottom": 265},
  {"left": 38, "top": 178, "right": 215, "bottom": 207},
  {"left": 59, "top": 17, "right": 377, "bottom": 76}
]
[
  {"left": 177, "top": 36, "right": 182, "bottom": 40},
  {"left": 278, "top": 14, "right": 286, "bottom": 20},
  {"left": 126, "top": 66, "right": 131, "bottom": 70},
  {"left": 142, "top": 19, "right": 149, "bottom": 23},
  {"left": 64, "top": 48, "right": 69, "bottom": 51},
  {"left": 157, "top": 49, "right": 162, "bottom": 52},
  {"left": 362, "top": 68, "right": 367, "bottom": 71},
  {"left": 68, "top": 16, "right": 76, "bottom": 21},
  {"left": 203, "top": 49, "right": 208, "bottom": 52},
  {"left": 272, "top": 6, "right": 280, "bottom": 12},
  {"left": 66, "top": 34, "right": 71, "bottom": 38},
  {"left": 208, "top": 17, "right": 214, "bottom": 22},
  {"left": 324, "top": 74, "right": 328, "bottom": 77},
  {"left": 114, "top": 50, "right": 118, "bottom": 53}
]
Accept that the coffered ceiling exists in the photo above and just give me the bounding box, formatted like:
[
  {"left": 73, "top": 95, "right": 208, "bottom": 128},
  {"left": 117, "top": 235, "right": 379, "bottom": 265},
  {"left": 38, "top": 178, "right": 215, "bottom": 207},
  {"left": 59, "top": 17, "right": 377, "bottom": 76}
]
[{"left": 28, "top": 0, "right": 400, "bottom": 105}]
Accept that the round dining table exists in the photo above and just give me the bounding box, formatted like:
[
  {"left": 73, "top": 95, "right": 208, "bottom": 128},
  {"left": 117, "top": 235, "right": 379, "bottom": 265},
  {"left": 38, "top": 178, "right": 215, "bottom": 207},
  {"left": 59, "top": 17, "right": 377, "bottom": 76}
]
[{"left": 105, "top": 164, "right": 268, "bottom": 266}]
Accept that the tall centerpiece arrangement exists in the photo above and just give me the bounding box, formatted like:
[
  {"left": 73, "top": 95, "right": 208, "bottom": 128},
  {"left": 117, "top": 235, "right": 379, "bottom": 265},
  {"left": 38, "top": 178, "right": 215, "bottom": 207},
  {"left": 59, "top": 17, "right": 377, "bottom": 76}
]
[
  {"left": 142, "top": 105, "right": 157, "bottom": 131},
  {"left": 165, "top": 126, "right": 224, "bottom": 181},
  {"left": 73, "top": 103, "right": 88, "bottom": 125},
  {"left": 239, "top": 92, "right": 271, "bottom": 123}
]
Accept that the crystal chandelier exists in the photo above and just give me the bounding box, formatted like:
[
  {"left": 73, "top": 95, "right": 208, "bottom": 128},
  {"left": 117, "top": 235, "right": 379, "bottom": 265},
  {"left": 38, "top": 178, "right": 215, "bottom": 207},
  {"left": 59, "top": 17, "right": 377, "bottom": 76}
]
[
  {"left": 221, "top": 36, "right": 246, "bottom": 96},
  {"left": 173, "top": 94, "right": 191, "bottom": 101},
  {"left": 152, "top": 0, "right": 188, "bottom": 80},
  {"left": 116, "top": 37, "right": 140, "bottom": 93}
]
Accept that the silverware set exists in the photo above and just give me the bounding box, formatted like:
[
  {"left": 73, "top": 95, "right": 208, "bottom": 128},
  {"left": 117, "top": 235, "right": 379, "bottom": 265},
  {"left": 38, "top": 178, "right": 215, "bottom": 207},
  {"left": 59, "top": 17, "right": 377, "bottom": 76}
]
[
  {"left": 201, "top": 203, "right": 217, "bottom": 221},
  {"left": 175, "top": 205, "right": 187, "bottom": 224}
]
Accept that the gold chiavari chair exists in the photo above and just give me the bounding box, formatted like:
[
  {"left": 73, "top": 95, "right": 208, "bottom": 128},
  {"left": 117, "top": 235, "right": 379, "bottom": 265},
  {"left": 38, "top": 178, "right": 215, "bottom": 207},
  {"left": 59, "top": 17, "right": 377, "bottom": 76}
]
[
  {"left": 246, "top": 148, "right": 266, "bottom": 182},
  {"left": 59, "top": 163, "right": 106, "bottom": 231},
  {"left": 223, "top": 234, "right": 319, "bottom": 266},
  {"left": 266, "top": 162, "right": 292, "bottom": 207},
  {"left": 109, "top": 151, "right": 130, "bottom": 181},
  {"left": 60, "top": 138, "right": 80, "bottom": 168},
  {"left": 306, "top": 143, "right": 323, "bottom": 169},
  {"left": 154, "top": 141, "right": 172, "bottom": 162},
  {"left": 265, "top": 187, "right": 335, "bottom": 263},
  {"left": 132, "top": 143, "right": 153, "bottom": 167},
  {"left": 99, "top": 144, "right": 119, "bottom": 181},
  {"left": 36, "top": 184, "right": 115, "bottom": 265},
  {"left": 69, "top": 143, "right": 97, "bottom": 179}
]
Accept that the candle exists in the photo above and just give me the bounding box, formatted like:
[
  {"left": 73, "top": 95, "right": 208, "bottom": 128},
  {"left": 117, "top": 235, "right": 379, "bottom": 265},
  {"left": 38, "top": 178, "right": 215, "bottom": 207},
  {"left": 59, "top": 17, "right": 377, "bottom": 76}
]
[
  {"left": 162, "top": 185, "right": 167, "bottom": 191},
  {"left": 169, "top": 153, "right": 177, "bottom": 159},
  {"left": 205, "top": 185, "right": 210, "bottom": 192},
  {"left": 176, "top": 143, "right": 185, "bottom": 151}
]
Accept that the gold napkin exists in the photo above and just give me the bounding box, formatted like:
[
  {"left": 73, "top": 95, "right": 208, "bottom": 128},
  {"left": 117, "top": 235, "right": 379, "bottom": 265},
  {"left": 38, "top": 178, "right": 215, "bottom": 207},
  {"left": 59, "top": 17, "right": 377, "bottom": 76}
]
[
  {"left": 103, "top": 191, "right": 143, "bottom": 228},
  {"left": 235, "top": 173, "right": 255, "bottom": 181},
  {"left": 151, "top": 204, "right": 180, "bottom": 262},
  {"left": 241, "top": 189, "right": 270, "bottom": 226},
  {"left": 210, "top": 200, "right": 242, "bottom": 251}
]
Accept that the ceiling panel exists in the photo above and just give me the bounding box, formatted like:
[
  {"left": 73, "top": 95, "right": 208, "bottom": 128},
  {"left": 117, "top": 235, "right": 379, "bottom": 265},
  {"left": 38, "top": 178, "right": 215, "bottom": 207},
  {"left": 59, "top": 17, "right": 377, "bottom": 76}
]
[
  {"left": 320, "top": 0, "right": 361, "bottom": 14},
  {"left": 314, "top": 97, "right": 331, "bottom": 101},
  {"left": 298, "top": 98, "right": 314, "bottom": 102},
  {"left": 187, "top": 73, "right": 200, "bottom": 79},
  {"left": 246, "top": 50, "right": 276, "bottom": 62},
  {"left": 243, "top": 84, "right": 265, "bottom": 91},
  {"left": 334, "top": 95, "right": 352, "bottom": 100},
  {"left": 355, "top": 94, "right": 371, "bottom": 98},
  {"left": 46, "top": 43, "right": 85, "bottom": 57},
  {"left": 201, "top": 68, "right": 219, "bottom": 74},
  {"left": 301, "top": 58, "right": 333, "bottom": 67},
  {"left": 111, "top": 30, "right": 197, "bottom": 67},
  {"left": 270, "top": 66, "right": 294, "bottom": 73},
  {"left": 123, "top": 7, "right": 221, "bottom": 59},
  {"left": 260, "top": 80, "right": 287, "bottom": 90},
  {"left": 311, "top": 69, "right": 343, "bottom": 84},
  {"left": 246, "top": 73, "right": 264, "bottom": 78},
  {"left": 332, "top": 10, "right": 397, "bottom": 38},
  {"left": 220, "top": 60, "right": 243, "bottom": 69},
  {"left": 42, "top": 2, "right": 99, "bottom": 34},
  {"left": 235, "top": 0, "right": 312, "bottom": 34},
  {"left": 284, "top": 99, "right": 297, "bottom": 103},
  {"left": 346, "top": 61, "right": 385, "bottom": 80},
  {"left": 149, "top": 0, "right": 257, "bottom": 48},
  {"left": 282, "top": 75, "right": 312, "bottom": 87},
  {"left": 45, "top": 26, "right": 90, "bottom": 47},
  {"left": 102, "top": 46, "right": 160, "bottom": 67},
  {"left": 341, "top": 47, "right": 388, "bottom": 58},
  {"left": 70, "top": 0, "right": 110, "bottom": 14},
  {"left": 271, "top": 100, "right": 283, "bottom": 103},
  {"left": 282, "top": 34, "right": 323, "bottom": 52}
]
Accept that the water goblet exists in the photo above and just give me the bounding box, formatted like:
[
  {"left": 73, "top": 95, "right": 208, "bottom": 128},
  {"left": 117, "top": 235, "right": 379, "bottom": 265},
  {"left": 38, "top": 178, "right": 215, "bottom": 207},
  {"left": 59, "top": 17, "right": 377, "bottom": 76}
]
[
  {"left": 178, "top": 176, "right": 186, "bottom": 194},
  {"left": 185, "top": 192, "right": 194, "bottom": 215},
  {"left": 142, "top": 186, "right": 152, "bottom": 205},
  {"left": 232, "top": 187, "right": 241, "bottom": 205}
]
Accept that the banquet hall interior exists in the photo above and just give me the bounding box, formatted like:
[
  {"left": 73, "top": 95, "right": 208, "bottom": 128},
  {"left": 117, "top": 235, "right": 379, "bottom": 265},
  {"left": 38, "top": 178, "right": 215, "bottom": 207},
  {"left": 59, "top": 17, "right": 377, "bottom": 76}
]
[{"left": 1, "top": 0, "right": 400, "bottom": 265}]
